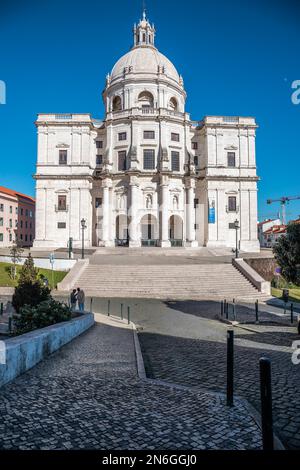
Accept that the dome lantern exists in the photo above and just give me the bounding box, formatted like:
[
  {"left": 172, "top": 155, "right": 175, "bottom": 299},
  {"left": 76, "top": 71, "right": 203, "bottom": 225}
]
[{"left": 133, "top": 9, "right": 155, "bottom": 47}]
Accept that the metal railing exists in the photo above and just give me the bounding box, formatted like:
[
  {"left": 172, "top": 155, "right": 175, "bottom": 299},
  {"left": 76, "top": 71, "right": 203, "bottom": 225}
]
[{"left": 141, "top": 239, "right": 159, "bottom": 247}]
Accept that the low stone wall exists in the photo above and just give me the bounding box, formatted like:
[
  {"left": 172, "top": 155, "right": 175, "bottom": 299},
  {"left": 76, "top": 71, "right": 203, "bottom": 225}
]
[
  {"left": 0, "top": 313, "right": 94, "bottom": 388},
  {"left": 233, "top": 258, "right": 271, "bottom": 295},
  {"left": 0, "top": 256, "right": 76, "bottom": 272},
  {"left": 245, "top": 257, "right": 277, "bottom": 282},
  {"left": 57, "top": 259, "right": 89, "bottom": 291}
]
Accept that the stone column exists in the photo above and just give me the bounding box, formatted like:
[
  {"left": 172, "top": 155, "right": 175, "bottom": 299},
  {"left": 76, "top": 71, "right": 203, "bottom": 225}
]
[
  {"left": 129, "top": 176, "right": 141, "bottom": 247},
  {"left": 159, "top": 176, "right": 170, "bottom": 247},
  {"left": 185, "top": 178, "right": 198, "bottom": 247},
  {"left": 102, "top": 178, "right": 114, "bottom": 247}
]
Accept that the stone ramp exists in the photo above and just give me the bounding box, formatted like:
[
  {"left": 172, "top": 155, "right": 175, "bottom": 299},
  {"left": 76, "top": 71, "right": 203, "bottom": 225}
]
[
  {"left": 0, "top": 314, "right": 262, "bottom": 449},
  {"left": 75, "top": 263, "right": 267, "bottom": 300}
]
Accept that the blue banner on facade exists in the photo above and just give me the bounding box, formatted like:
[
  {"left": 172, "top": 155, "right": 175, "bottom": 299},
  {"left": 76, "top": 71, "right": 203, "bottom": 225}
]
[{"left": 208, "top": 206, "right": 215, "bottom": 224}]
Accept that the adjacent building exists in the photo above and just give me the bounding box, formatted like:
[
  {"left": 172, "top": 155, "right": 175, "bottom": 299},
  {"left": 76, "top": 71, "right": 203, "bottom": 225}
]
[
  {"left": 0, "top": 186, "right": 35, "bottom": 247},
  {"left": 33, "top": 12, "right": 260, "bottom": 251},
  {"left": 258, "top": 218, "right": 281, "bottom": 247}
]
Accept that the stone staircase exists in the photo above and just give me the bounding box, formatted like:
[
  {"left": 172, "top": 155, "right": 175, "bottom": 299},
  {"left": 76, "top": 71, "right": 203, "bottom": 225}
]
[{"left": 74, "top": 263, "right": 268, "bottom": 300}]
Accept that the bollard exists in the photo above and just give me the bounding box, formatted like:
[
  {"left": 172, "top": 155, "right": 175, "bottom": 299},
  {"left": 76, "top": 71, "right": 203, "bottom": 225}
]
[
  {"left": 232, "top": 299, "right": 236, "bottom": 321},
  {"left": 121, "top": 303, "right": 123, "bottom": 320},
  {"left": 127, "top": 306, "right": 130, "bottom": 325},
  {"left": 255, "top": 300, "right": 259, "bottom": 323},
  {"left": 8, "top": 317, "right": 12, "bottom": 333},
  {"left": 290, "top": 303, "right": 294, "bottom": 324},
  {"left": 0, "top": 302, "right": 3, "bottom": 316},
  {"left": 108, "top": 300, "right": 110, "bottom": 317},
  {"left": 259, "top": 357, "right": 274, "bottom": 450},
  {"left": 90, "top": 297, "right": 93, "bottom": 313},
  {"left": 227, "top": 330, "right": 234, "bottom": 407}
]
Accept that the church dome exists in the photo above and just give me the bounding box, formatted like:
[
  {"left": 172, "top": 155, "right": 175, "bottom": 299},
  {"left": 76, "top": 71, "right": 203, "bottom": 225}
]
[{"left": 110, "top": 46, "right": 180, "bottom": 84}]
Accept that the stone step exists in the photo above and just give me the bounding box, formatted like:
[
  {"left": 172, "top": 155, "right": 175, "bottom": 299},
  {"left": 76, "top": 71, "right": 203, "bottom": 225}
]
[{"left": 72, "top": 261, "right": 264, "bottom": 300}]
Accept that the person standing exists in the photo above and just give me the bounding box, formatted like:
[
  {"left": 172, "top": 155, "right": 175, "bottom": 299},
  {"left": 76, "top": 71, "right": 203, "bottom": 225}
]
[
  {"left": 77, "top": 287, "right": 85, "bottom": 312},
  {"left": 70, "top": 289, "right": 77, "bottom": 311}
]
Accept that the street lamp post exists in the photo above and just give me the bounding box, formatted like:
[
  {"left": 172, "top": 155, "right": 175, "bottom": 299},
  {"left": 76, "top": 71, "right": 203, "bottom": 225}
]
[
  {"left": 234, "top": 219, "right": 240, "bottom": 259},
  {"left": 81, "top": 218, "right": 87, "bottom": 259}
]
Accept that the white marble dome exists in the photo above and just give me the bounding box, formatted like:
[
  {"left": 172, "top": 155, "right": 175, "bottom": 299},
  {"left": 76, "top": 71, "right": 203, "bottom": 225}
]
[{"left": 110, "top": 46, "right": 180, "bottom": 84}]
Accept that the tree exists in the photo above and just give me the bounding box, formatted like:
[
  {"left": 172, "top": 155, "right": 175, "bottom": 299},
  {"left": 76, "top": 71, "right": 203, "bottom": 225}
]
[
  {"left": 273, "top": 223, "right": 300, "bottom": 285},
  {"left": 12, "top": 253, "right": 50, "bottom": 313},
  {"left": 18, "top": 253, "right": 39, "bottom": 284},
  {"left": 9, "top": 241, "right": 23, "bottom": 279}
]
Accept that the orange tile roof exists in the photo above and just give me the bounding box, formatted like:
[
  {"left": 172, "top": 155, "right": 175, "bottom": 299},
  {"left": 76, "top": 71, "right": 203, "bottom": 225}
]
[{"left": 0, "top": 186, "right": 35, "bottom": 203}]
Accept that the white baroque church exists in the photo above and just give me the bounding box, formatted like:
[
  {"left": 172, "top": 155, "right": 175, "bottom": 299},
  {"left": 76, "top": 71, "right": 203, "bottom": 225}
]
[{"left": 34, "top": 12, "right": 260, "bottom": 251}]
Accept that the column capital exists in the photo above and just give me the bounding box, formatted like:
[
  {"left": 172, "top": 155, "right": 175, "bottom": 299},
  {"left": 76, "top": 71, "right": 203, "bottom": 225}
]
[
  {"left": 102, "top": 178, "right": 112, "bottom": 189},
  {"left": 184, "top": 177, "right": 196, "bottom": 189}
]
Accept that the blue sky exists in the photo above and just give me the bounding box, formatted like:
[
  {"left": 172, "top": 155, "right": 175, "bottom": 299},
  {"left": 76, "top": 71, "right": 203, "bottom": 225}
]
[{"left": 0, "top": 0, "right": 299, "bottom": 220}]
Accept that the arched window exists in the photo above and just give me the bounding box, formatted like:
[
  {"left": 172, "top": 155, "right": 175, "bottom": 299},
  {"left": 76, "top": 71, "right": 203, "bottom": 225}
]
[
  {"left": 138, "top": 91, "right": 154, "bottom": 108},
  {"left": 112, "top": 96, "right": 122, "bottom": 111},
  {"left": 169, "top": 97, "right": 178, "bottom": 111}
]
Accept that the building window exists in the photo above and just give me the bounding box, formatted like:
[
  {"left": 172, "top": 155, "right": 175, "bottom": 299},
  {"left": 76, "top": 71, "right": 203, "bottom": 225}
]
[
  {"left": 118, "top": 132, "right": 127, "bottom": 141},
  {"left": 171, "top": 151, "right": 180, "bottom": 171},
  {"left": 25, "top": 221, "right": 28, "bottom": 229},
  {"left": 57, "top": 222, "right": 66, "bottom": 229},
  {"left": 228, "top": 196, "right": 237, "bottom": 212},
  {"left": 29, "top": 210, "right": 33, "bottom": 218},
  {"left": 16, "top": 207, "right": 18, "bottom": 214},
  {"left": 0, "top": 233, "right": 3, "bottom": 242},
  {"left": 9, "top": 219, "right": 12, "bottom": 228},
  {"left": 59, "top": 149, "right": 68, "bottom": 165},
  {"left": 144, "top": 130, "right": 155, "bottom": 139},
  {"left": 9, "top": 206, "right": 12, "bottom": 213},
  {"left": 96, "top": 141, "right": 103, "bottom": 149},
  {"left": 95, "top": 198, "right": 102, "bottom": 208},
  {"left": 57, "top": 195, "right": 67, "bottom": 211},
  {"left": 30, "top": 222, "right": 32, "bottom": 229},
  {"left": 171, "top": 132, "right": 180, "bottom": 142},
  {"left": 30, "top": 235, "right": 32, "bottom": 241},
  {"left": 15, "top": 220, "right": 18, "bottom": 227},
  {"left": 192, "top": 142, "right": 198, "bottom": 150},
  {"left": 21, "top": 208, "right": 23, "bottom": 215},
  {"left": 20, "top": 220, "right": 23, "bottom": 228},
  {"left": 0, "top": 204, "right": 3, "bottom": 212},
  {"left": 96, "top": 155, "right": 103, "bottom": 165},
  {"left": 9, "top": 233, "right": 12, "bottom": 242},
  {"left": 227, "top": 152, "right": 236, "bottom": 167},
  {"left": 194, "top": 156, "right": 199, "bottom": 166},
  {"left": 26, "top": 209, "right": 28, "bottom": 216},
  {"left": 20, "top": 234, "right": 23, "bottom": 240},
  {"left": 0, "top": 218, "right": 2, "bottom": 226},
  {"left": 143, "top": 149, "right": 155, "bottom": 170},
  {"left": 118, "top": 151, "right": 127, "bottom": 171},
  {"left": 25, "top": 235, "right": 28, "bottom": 242}
]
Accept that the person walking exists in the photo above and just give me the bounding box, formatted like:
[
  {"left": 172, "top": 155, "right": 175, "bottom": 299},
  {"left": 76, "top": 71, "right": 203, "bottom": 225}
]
[
  {"left": 70, "top": 289, "right": 77, "bottom": 311},
  {"left": 77, "top": 287, "right": 85, "bottom": 312}
]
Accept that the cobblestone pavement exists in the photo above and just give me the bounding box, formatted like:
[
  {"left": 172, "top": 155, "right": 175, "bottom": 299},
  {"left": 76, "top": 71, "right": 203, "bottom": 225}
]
[
  {"left": 135, "top": 300, "right": 300, "bottom": 450},
  {"left": 0, "top": 316, "right": 262, "bottom": 450}
]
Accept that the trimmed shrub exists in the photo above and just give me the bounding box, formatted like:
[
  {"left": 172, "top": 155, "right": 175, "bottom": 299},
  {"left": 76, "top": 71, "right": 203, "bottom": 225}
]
[
  {"left": 13, "top": 298, "right": 72, "bottom": 335},
  {"left": 12, "top": 280, "right": 51, "bottom": 313}
]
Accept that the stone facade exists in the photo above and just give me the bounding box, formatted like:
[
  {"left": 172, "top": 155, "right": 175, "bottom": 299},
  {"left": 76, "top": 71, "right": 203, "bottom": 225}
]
[{"left": 33, "top": 12, "right": 260, "bottom": 251}]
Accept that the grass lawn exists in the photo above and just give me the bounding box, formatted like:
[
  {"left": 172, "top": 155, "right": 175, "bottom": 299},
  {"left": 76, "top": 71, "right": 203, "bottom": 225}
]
[
  {"left": 272, "top": 286, "right": 300, "bottom": 303},
  {"left": 0, "top": 262, "right": 67, "bottom": 288}
]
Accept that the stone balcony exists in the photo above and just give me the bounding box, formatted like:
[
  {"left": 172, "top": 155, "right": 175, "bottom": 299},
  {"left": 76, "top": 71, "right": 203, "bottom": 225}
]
[{"left": 106, "top": 107, "right": 190, "bottom": 121}]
